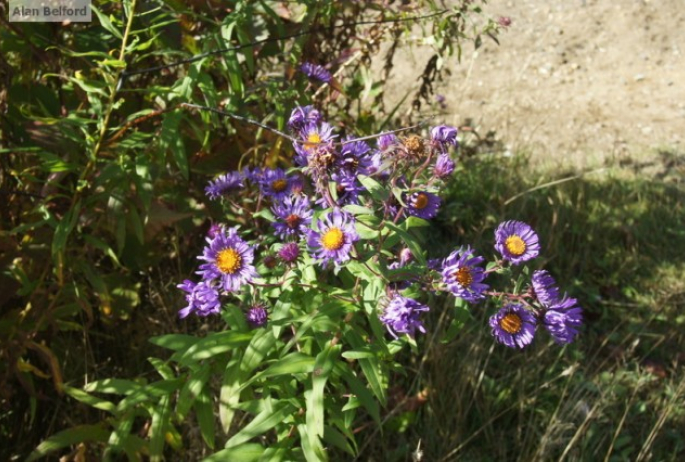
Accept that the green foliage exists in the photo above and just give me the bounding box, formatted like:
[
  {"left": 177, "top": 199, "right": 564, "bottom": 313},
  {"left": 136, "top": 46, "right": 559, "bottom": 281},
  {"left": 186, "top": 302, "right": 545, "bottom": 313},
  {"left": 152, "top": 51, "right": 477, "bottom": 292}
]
[
  {"left": 1, "top": 0, "right": 500, "bottom": 460},
  {"left": 364, "top": 151, "right": 685, "bottom": 461}
]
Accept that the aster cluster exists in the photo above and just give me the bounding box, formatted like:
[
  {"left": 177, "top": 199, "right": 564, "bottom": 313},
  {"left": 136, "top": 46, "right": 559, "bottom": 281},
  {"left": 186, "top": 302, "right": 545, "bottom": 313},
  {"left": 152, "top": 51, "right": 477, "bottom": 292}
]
[
  {"left": 179, "top": 104, "right": 581, "bottom": 349},
  {"left": 378, "top": 219, "right": 583, "bottom": 347}
]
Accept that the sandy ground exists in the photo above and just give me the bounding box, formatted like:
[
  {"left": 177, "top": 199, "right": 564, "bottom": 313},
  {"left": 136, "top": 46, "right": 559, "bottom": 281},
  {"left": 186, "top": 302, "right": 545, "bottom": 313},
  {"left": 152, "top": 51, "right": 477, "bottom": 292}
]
[{"left": 388, "top": 0, "right": 685, "bottom": 168}]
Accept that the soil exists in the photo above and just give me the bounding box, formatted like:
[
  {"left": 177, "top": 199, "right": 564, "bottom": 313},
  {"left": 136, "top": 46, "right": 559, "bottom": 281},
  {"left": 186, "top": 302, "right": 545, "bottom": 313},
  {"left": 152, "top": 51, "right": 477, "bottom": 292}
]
[{"left": 389, "top": 0, "right": 685, "bottom": 168}]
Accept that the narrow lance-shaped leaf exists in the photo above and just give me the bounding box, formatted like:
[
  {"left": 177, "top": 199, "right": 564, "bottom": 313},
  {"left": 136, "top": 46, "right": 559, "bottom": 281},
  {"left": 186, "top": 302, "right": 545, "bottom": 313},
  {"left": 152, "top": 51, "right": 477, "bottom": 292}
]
[
  {"left": 224, "top": 400, "right": 296, "bottom": 449},
  {"left": 26, "top": 424, "right": 110, "bottom": 462}
]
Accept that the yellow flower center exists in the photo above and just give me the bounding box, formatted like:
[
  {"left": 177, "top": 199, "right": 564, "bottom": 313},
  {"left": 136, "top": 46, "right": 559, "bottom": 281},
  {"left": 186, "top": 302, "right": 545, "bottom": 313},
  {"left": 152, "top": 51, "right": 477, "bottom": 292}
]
[
  {"left": 216, "top": 248, "right": 242, "bottom": 274},
  {"left": 304, "top": 133, "right": 321, "bottom": 150},
  {"left": 321, "top": 228, "right": 345, "bottom": 251},
  {"left": 413, "top": 193, "right": 429, "bottom": 210},
  {"left": 505, "top": 235, "right": 526, "bottom": 256},
  {"left": 454, "top": 267, "right": 473, "bottom": 287},
  {"left": 272, "top": 179, "right": 288, "bottom": 192},
  {"left": 500, "top": 313, "right": 523, "bottom": 334}
]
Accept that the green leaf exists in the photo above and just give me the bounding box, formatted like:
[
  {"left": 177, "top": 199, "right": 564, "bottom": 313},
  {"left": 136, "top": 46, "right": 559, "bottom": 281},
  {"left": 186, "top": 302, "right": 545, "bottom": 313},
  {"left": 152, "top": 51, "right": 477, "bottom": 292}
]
[
  {"left": 106, "top": 412, "right": 135, "bottom": 457},
  {"left": 323, "top": 425, "right": 356, "bottom": 457},
  {"left": 149, "top": 334, "right": 199, "bottom": 352},
  {"left": 149, "top": 395, "right": 171, "bottom": 461},
  {"left": 224, "top": 401, "right": 296, "bottom": 448},
  {"left": 127, "top": 206, "right": 145, "bottom": 245},
  {"left": 236, "top": 27, "right": 256, "bottom": 75},
  {"left": 241, "top": 329, "right": 277, "bottom": 373},
  {"left": 62, "top": 385, "right": 117, "bottom": 414},
  {"left": 336, "top": 363, "right": 380, "bottom": 426},
  {"left": 203, "top": 443, "right": 265, "bottom": 462},
  {"left": 383, "top": 222, "right": 426, "bottom": 265},
  {"left": 357, "top": 175, "right": 389, "bottom": 202},
  {"left": 298, "top": 423, "right": 327, "bottom": 462},
  {"left": 83, "top": 235, "right": 121, "bottom": 267},
  {"left": 84, "top": 378, "right": 141, "bottom": 395},
  {"left": 134, "top": 153, "right": 153, "bottom": 211},
  {"left": 92, "top": 6, "right": 123, "bottom": 39},
  {"left": 404, "top": 216, "right": 430, "bottom": 229},
  {"left": 220, "top": 358, "right": 243, "bottom": 433},
  {"left": 345, "top": 331, "right": 386, "bottom": 406},
  {"left": 257, "top": 443, "right": 291, "bottom": 462},
  {"left": 307, "top": 345, "right": 340, "bottom": 439},
  {"left": 35, "top": 152, "right": 78, "bottom": 173},
  {"left": 148, "top": 357, "right": 175, "bottom": 380},
  {"left": 66, "top": 76, "right": 108, "bottom": 96},
  {"left": 116, "top": 379, "right": 183, "bottom": 412},
  {"left": 342, "top": 204, "right": 375, "bottom": 216},
  {"left": 248, "top": 352, "right": 316, "bottom": 384},
  {"left": 176, "top": 331, "right": 253, "bottom": 366},
  {"left": 160, "top": 111, "right": 188, "bottom": 180},
  {"left": 195, "top": 388, "right": 216, "bottom": 449},
  {"left": 177, "top": 362, "right": 211, "bottom": 419},
  {"left": 27, "top": 424, "right": 110, "bottom": 462},
  {"left": 341, "top": 349, "right": 376, "bottom": 360},
  {"left": 52, "top": 201, "right": 81, "bottom": 260},
  {"left": 219, "top": 329, "right": 276, "bottom": 432}
]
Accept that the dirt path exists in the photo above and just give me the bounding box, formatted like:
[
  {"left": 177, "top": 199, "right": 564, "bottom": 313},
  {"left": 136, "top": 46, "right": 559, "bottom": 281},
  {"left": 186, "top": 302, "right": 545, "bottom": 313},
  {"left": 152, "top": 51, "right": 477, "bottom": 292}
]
[{"left": 390, "top": 0, "right": 685, "bottom": 168}]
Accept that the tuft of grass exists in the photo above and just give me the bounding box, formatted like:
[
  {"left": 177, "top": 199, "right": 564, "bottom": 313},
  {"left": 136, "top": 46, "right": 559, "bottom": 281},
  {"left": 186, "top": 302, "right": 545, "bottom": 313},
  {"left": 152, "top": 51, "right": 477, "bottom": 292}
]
[{"left": 363, "top": 150, "right": 685, "bottom": 461}]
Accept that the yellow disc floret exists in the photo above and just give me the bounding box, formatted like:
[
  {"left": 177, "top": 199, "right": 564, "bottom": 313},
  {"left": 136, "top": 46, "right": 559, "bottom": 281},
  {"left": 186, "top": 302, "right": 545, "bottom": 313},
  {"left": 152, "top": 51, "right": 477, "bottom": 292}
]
[
  {"left": 505, "top": 235, "right": 526, "bottom": 256},
  {"left": 500, "top": 313, "right": 523, "bottom": 334},
  {"left": 217, "top": 248, "right": 242, "bottom": 274},
  {"left": 272, "top": 179, "right": 288, "bottom": 192},
  {"left": 454, "top": 267, "right": 473, "bottom": 287},
  {"left": 304, "top": 133, "right": 321, "bottom": 150},
  {"left": 413, "top": 193, "right": 429, "bottom": 210},
  {"left": 321, "top": 228, "right": 345, "bottom": 251}
]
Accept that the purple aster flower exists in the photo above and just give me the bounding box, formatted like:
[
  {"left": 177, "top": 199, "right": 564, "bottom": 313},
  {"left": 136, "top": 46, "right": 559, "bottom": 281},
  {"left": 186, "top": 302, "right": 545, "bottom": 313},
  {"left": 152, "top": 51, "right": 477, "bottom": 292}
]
[
  {"left": 338, "top": 138, "right": 373, "bottom": 175},
  {"left": 271, "top": 195, "right": 313, "bottom": 238},
  {"left": 387, "top": 249, "right": 418, "bottom": 291},
  {"left": 379, "top": 295, "right": 430, "bottom": 338},
  {"left": 432, "top": 153, "right": 456, "bottom": 179},
  {"left": 435, "top": 94, "right": 447, "bottom": 109},
  {"left": 288, "top": 105, "right": 322, "bottom": 132},
  {"left": 399, "top": 248, "right": 414, "bottom": 265},
  {"left": 300, "top": 62, "right": 332, "bottom": 83},
  {"left": 289, "top": 175, "right": 306, "bottom": 195},
  {"left": 377, "top": 132, "right": 399, "bottom": 153},
  {"left": 331, "top": 171, "right": 365, "bottom": 206},
  {"left": 489, "top": 303, "right": 537, "bottom": 348},
  {"left": 543, "top": 296, "right": 583, "bottom": 344},
  {"left": 205, "top": 172, "right": 243, "bottom": 200},
  {"left": 294, "top": 122, "right": 337, "bottom": 170},
  {"left": 207, "top": 223, "right": 223, "bottom": 239},
  {"left": 299, "top": 122, "right": 336, "bottom": 152},
  {"left": 494, "top": 220, "right": 540, "bottom": 265},
  {"left": 531, "top": 270, "right": 561, "bottom": 307},
  {"left": 427, "top": 257, "right": 443, "bottom": 271},
  {"left": 177, "top": 280, "right": 222, "bottom": 318},
  {"left": 405, "top": 191, "right": 441, "bottom": 220},
  {"left": 278, "top": 242, "right": 300, "bottom": 263},
  {"left": 246, "top": 304, "right": 269, "bottom": 328},
  {"left": 441, "top": 246, "right": 489, "bottom": 303},
  {"left": 197, "top": 228, "right": 258, "bottom": 292},
  {"left": 307, "top": 209, "right": 359, "bottom": 266},
  {"left": 259, "top": 168, "right": 295, "bottom": 200},
  {"left": 241, "top": 167, "right": 263, "bottom": 184},
  {"left": 367, "top": 151, "right": 386, "bottom": 176},
  {"left": 430, "top": 125, "right": 458, "bottom": 153}
]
